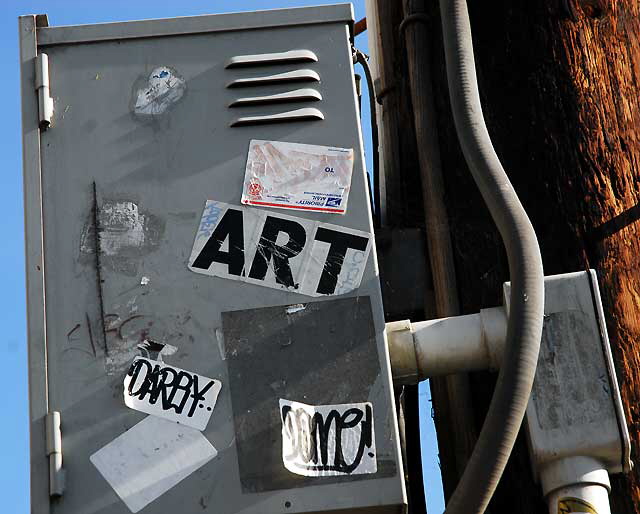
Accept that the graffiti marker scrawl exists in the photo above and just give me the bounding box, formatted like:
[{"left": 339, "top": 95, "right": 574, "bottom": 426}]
[
  {"left": 279, "top": 399, "right": 377, "bottom": 477},
  {"left": 123, "top": 357, "right": 222, "bottom": 431}
]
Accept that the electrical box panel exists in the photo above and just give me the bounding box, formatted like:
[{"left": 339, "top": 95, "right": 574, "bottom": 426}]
[
  {"left": 505, "top": 271, "right": 631, "bottom": 479},
  {"left": 20, "top": 5, "right": 406, "bottom": 514}
]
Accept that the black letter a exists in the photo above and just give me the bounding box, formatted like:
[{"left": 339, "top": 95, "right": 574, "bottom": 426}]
[{"left": 191, "top": 209, "right": 244, "bottom": 276}]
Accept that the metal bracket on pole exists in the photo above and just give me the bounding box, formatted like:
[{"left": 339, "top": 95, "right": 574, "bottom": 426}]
[
  {"left": 45, "top": 411, "right": 65, "bottom": 497},
  {"left": 35, "top": 53, "right": 53, "bottom": 130}
]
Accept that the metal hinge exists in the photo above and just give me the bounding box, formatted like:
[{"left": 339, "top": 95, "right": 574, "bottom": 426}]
[
  {"left": 45, "top": 411, "right": 65, "bottom": 497},
  {"left": 35, "top": 53, "right": 53, "bottom": 130}
]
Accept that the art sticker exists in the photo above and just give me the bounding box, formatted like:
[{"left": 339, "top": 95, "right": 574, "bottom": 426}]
[{"left": 188, "top": 201, "right": 372, "bottom": 297}]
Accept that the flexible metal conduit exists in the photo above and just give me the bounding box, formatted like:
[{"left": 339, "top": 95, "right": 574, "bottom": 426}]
[{"left": 438, "top": 0, "right": 545, "bottom": 512}]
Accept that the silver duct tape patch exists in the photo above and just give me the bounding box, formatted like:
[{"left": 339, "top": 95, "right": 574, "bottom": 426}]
[
  {"left": 280, "top": 399, "right": 377, "bottom": 477},
  {"left": 188, "top": 201, "right": 372, "bottom": 297}
]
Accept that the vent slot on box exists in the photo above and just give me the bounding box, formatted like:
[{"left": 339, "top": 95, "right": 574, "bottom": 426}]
[
  {"left": 226, "top": 49, "right": 318, "bottom": 68},
  {"left": 227, "top": 48, "right": 324, "bottom": 127},
  {"left": 230, "top": 107, "right": 324, "bottom": 127},
  {"left": 227, "top": 69, "right": 320, "bottom": 88},
  {"left": 229, "top": 88, "right": 322, "bottom": 107}
]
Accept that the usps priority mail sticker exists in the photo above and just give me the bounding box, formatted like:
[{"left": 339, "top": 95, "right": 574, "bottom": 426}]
[{"left": 241, "top": 140, "right": 355, "bottom": 214}]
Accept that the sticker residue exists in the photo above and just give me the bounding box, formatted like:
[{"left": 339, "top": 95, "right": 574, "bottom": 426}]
[
  {"left": 134, "top": 66, "right": 186, "bottom": 116},
  {"left": 188, "top": 200, "right": 372, "bottom": 297},
  {"left": 280, "top": 399, "right": 377, "bottom": 477},
  {"left": 80, "top": 199, "right": 164, "bottom": 276},
  {"left": 241, "top": 140, "right": 354, "bottom": 214},
  {"left": 124, "top": 357, "right": 222, "bottom": 431},
  {"left": 90, "top": 416, "right": 217, "bottom": 513}
]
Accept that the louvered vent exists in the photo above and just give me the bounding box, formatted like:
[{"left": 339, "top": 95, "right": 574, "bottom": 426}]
[{"left": 226, "top": 49, "right": 324, "bottom": 127}]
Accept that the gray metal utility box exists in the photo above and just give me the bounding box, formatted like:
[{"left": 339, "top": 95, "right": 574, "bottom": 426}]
[{"left": 20, "top": 4, "right": 406, "bottom": 514}]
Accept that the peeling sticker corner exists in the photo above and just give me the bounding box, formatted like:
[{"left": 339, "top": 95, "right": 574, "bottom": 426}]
[
  {"left": 136, "top": 339, "right": 177, "bottom": 362},
  {"left": 133, "top": 66, "right": 186, "bottom": 116},
  {"left": 285, "top": 304, "right": 306, "bottom": 315}
]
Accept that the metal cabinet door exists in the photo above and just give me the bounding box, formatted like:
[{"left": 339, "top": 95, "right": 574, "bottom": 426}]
[{"left": 21, "top": 6, "right": 405, "bottom": 514}]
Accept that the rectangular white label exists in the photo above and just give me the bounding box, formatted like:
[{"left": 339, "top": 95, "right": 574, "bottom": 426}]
[
  {"left": 280, "top": 399, "right": 377, "bottom": 477},
  {"left": 241, "top": 140, "right": 354, "bottom": 214},
  {"left": 90, "top": 416, "right": 217, "bottom": 513},
  {"left": 123, "top": 357, "right": 222, "bottom": 431},
  {"left": 188, "top": 201, "right": 372, "bottom": 297}
]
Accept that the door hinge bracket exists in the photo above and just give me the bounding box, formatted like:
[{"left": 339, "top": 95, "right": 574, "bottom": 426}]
[
  {"left": 45, "top": 411, "right": 65, "bottom": 497},
  {"left": 35, "top": 53, "right": 53, "bottom": 130}
]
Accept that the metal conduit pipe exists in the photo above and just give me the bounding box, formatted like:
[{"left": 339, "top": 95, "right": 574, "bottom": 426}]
[{"left": 438, "top": 0, "right": 545, "bottom": 512}]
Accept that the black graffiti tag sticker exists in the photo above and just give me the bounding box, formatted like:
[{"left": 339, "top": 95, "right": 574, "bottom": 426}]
[
  {"left": 188, "top": 201, "right": 372, "bottom": 296},
  {"left": 280, "top": 399, "right": 377, "bottom": 477},
  {"left": 123, "top": 357, "right": 222, "bottom": 431}
]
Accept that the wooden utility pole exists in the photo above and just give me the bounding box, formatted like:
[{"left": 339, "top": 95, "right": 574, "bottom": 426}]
[
  {"left": 422, "top": 0, "right": 640, "bottom": 511},
  {"left": 372, "top": 0, "right": 640, "bottom": 511}
]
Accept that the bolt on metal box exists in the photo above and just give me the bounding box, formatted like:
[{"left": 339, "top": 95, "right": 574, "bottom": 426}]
[{"left": 20, "top": 5, "right": 406, "bottom": 513}]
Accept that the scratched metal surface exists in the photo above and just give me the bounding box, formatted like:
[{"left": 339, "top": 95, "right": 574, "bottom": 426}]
[{"left": 31, "top": 6, "right": 405, "bottom": 514}]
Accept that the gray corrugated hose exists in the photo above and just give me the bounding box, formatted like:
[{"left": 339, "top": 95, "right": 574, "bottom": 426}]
[{"left": 438, "top": 0, "right": 545, "bottom": 512}]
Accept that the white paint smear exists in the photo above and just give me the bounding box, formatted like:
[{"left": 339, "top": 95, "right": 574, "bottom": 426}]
[
  {"left": 124, "top": 357, "right": 222, "bottom": 431},
  {"left": 280, "top": 399, "right": 377, "bottom": 477},
  {"left": 188, "top": 201, "right": 372, "bottom": 297},
  {"left": 90, "top": 416, "right": 217, "bottom": 513},
  {"left": 135, "top": 67, "right": 186, "bottom": 116},
  {"left": 241, "top": 140, "right": 354, "bottom": 214}
]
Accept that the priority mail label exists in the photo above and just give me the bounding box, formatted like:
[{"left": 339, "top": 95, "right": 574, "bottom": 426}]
[
  {"left": 241, "top": 140, "right": 355, "bottom": 214},
  {"left": 188, "top": 201, "right": 372, "bottom": 297},
  {"left": 123, "top": 357, "right": 222, "bottom": 431}
]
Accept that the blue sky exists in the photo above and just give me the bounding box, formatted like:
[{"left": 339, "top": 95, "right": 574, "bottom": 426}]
[{"left": 2, "top": 1, "right": 443, "bottom": 512}]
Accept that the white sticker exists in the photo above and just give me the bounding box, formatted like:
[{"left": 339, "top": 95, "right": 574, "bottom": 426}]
[
  {"left": 134, "top": 66, "right": 186, "bottom": 116},
  {"left": 241, "top": 140, "right": 354, "bottom": 214},
  {"left": 188, "top": 201, "right": 372, "bottom": 297},
  {"left": 123, "top": 357, "right": 222, "bottom": 431},
  {"left": 90, "top": 416, "right": 217, "bottom": 513},
  {"left": 279, "top": 399, "right": 377, "bottom": 477}
]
